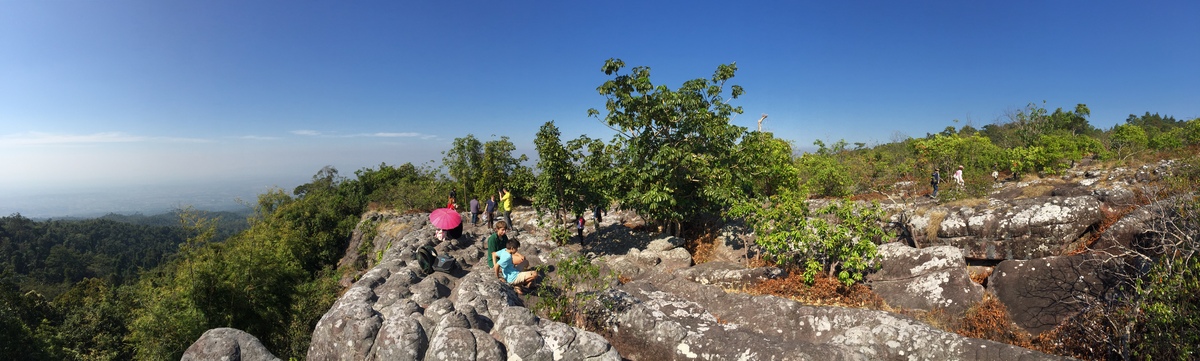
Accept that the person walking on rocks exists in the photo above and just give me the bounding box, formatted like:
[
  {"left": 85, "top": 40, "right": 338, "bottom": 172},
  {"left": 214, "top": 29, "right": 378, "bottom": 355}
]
[
  {"left": 485, "top": 194, "right": 497, "bottom": 230},
  {"left": 930, "top": 168, "right": 941, "bottom": 198},
  {"left": 499, "top": 187, "right": 514, "bottom": 231},
  {"left": 469, "top": 197, "right": 480, "bottom": 227},
  {"left": 953, "top": 165, "right": 965, "bottom": 190},
  {"left": 575, "top": 214, "right": 585, "bottom": 244}
]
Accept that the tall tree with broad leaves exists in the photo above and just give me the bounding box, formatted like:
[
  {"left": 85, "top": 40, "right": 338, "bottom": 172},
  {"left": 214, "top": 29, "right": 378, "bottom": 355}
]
[
  {"left": 587, "top": 58, "right": 747, "bottom": 234},
  {"left": 533, "top": 121, "right": 578, "bottom": 220},
  {"left": 476, "top": 136, "right": 530, "bottom": 202},
  {"left": 442, "top": 135, "right": 484, "bottom": 199}
]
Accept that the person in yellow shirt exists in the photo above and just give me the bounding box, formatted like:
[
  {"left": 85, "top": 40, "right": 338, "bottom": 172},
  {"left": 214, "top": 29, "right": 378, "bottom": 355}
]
[{"left": 499, "top": 187, "right": 513, "bottom": 230}]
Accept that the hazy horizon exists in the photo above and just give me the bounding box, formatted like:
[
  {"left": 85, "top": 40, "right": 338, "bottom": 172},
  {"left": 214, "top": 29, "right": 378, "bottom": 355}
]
[{"left": 0, "top": 177, "right": 301, "bottom": 219}]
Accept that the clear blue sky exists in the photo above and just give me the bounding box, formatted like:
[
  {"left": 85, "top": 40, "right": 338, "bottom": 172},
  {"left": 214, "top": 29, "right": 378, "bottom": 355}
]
[{"left": 2, "top": 1, "right": 1197, "bottom": 200}]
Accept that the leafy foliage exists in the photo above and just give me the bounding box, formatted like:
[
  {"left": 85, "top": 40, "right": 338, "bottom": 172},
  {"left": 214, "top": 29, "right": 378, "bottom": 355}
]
[
  {"left": 533, "top": 121, "right": 579, "bottom": 219},
  {"left": 532, "top": 252, "right": 613, "bottom": 327},
  {"left": 442, "top": 135, "right": 484, "bottom": 198},
  {"left": 730, "top": 189, "right": 893, "bottom": 286},
  {"left": 1110, "top": 123, "right": 1148, "bottom": 159},
  {"left": 587, "top": 58, "right": 748, "bottom": 232}
]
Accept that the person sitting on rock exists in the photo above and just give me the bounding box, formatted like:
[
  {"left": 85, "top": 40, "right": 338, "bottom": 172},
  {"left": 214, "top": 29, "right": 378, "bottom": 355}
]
[{"left": 494, "top": 238, "right": 539, "bottom": 295}]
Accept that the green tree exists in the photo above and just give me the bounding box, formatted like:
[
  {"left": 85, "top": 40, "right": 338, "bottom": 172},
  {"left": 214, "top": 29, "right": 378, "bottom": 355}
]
[
  {"left": 1185, "top": 118, "right": 1200, "bottom": 146},
  {"left": 1110, "top": 123, "right": 1148, "bottom": 159},
  {"left": 442, "top": 135, "right": 484, "bottom": 198},
  {"left": 1047, "top": 104, "right": 1097, "bottom": 136},
  {"left": 587, "top": 58, "right": 747, "bottom": 233},
  {"left": 797, "top": 140, "right": 853, "bottom": 198},
  {"left": 735, "top": 131, "right": 799, "bottom": 198},
  {"left": 475, "top": 136, "right": 531, "bottom": 202},
  {"left": 567, "top": 135, "right": 615, "bottom": 216},
  {"left": 533, "top": 121, "right": 579, "bottom": 220}
]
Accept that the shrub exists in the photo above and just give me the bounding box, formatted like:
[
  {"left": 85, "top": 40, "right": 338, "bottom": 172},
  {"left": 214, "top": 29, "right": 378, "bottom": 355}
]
[
  {"left": 531, "top": 252, "right": 613, "bottom": 328},
  {"left": 730, "top": 189, "right": 893, "bottom": 286}
]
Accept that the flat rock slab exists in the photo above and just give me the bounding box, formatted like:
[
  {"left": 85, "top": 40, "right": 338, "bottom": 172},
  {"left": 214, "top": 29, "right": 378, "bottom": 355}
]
[{"left": 595, "top": 272, "right": 1068, "bottom": 360}]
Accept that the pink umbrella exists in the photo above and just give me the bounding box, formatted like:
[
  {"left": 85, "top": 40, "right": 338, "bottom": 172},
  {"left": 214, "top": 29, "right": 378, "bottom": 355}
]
[{"left": 429, "top": 208, "right": 462, "bottom": 230}]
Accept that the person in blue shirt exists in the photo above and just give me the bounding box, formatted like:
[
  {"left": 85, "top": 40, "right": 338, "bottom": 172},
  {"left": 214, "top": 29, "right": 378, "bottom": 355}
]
[{"left": 493, "top": 238, "right": 539, "bottom": 295}]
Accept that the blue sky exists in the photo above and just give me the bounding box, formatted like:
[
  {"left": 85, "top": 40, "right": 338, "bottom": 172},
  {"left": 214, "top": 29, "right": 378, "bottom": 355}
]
[{"left": 1, "top": 1, "right": 1197, "bottom": 210}]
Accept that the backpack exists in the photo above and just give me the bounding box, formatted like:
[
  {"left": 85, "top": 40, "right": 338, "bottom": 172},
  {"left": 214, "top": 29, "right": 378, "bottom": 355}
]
[
  {"left": 433, "top": 253, "right": 457, "bottom": 273},
  {"left": 416, "top": 245, "right": 436, "bottom": 275}
]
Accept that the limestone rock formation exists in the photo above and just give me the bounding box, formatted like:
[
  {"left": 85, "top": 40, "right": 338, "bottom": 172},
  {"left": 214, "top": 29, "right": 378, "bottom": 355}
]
[
  {"left": 304, "top": 213, "right": 621, "bottom": 361},
  {"left": 911, "top": 195, "right": 1102, "bottom": 260}
]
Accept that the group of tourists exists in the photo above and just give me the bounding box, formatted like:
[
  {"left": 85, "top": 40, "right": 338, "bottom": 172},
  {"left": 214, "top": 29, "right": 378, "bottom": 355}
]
[
  {"left": 440, "top": 187, "right": 535, "bottom": 294},
  {"left": 452, "top": 188, "right": 514, "bottom": 230},
  {"left": 929, "top": 165, "right": 964, "bottom": 198},
  {"left": 437, "top": 187, "right": 613, "bottom": 295},
  {"left": 930, "top": 165, "right": 1005, "bottom": 198}
]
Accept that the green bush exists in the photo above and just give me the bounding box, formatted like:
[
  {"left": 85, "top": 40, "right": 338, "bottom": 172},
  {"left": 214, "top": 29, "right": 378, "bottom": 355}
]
[
  {"left": 797, "top": 153, "right": 854, "bottom": 198},
  {"left": 730, "top": 189, "right": 892, "bottom": 286},
  {"left": 532, "top": 252, "right": 613, "bottom": 327}
]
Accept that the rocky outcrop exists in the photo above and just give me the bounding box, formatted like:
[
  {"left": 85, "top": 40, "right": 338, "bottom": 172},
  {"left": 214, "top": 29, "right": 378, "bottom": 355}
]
[
  {"left": 867, "top": 243, "right": 985, "bottom": 316},
  {"left": 599, "top": 235, "right": 693, "bottom": 280},
  {"left": 181, "top": 328, "right": 280, "bottom": 361},
  {"left": 593, "top": 272, "right": 1068, "bottom": 360},
  {"left": 304, "top": 212, "right": 621, "bottom": 361},
  {"left": 911, "top": 195, "right": 1102, "bottom": 260}
]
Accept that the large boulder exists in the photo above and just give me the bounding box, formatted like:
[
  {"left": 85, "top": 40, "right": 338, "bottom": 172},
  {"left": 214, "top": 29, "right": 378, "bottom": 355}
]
[
  {"left": 914, "top": 195, "right": 1102, "bottom": 260},
  {"left": 867, "top": 243, "right": 985, "bottom": 316},
  {"left": 181, "top": 328, "right": 280, "bottom": 361},
  {"left": 988, "top": 252, "right": 1126, "bottom": 335}
]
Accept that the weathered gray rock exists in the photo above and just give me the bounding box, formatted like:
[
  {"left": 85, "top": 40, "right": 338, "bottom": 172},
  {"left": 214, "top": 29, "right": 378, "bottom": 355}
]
[
  {"left": 675, "top": 261, "right": 784, "bottom": 288},
  {"left": 424, "top": 327, "right": 504, "bottom": 361},
  {"left": 593, "top": 272, "right": 1067, "bottom": 360},
  {"left": 306, "top": 286, "right": 384, "bottom": 361},
  {"left": 868, "top": 243, "right": 985, "bottom": 316},
  {"left": 645, "top": 235, "right": 685, "bottom": 252},
  {"left": 181, "top": 328, "right": 281, "bottom": 361},
  {"left": 914, "top": 195, "right": 1102, "bottom": 260},
  {"left": 305, "top": 213, "right": 620, "bottom": 361},
  {"left": 988, "top": 253, "right": 1125, "bottom": 335},
  {"left": 366, "top": 314, "right": 427, "bottom": 361}
]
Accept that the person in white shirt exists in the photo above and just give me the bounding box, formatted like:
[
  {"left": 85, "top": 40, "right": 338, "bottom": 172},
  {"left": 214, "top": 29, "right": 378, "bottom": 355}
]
[{"left": 953, "top": 165, "right": 964, "bottom": 189}]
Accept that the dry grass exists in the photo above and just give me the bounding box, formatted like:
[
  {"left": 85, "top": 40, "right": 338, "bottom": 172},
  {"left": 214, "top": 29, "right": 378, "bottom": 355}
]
[
  {"left": 742, "top": 270, "right": 888, "bottom": 309},
  {"left": 969, "top": 267, "right": 992, "bottom": 285},
  {"left": 1020, "top": 184, "right": 1056, "bottom": 198},
  {"left": 378, "top": 221, "right": 411, "bottom": 239},
  {"left": 926, "top": 210, "right": 947, "bottom": 239},
  {"left": 683, "top": 230, "right": 718, "bottom": 265},
  {"left": 955, "top": 293, "right": 1034, "bottom": 347}
]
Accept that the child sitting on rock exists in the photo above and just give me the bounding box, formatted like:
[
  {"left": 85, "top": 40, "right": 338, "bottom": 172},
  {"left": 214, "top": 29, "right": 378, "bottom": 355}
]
[{"left": 493, "top": 238, "right": 539, "bottom": 295}]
